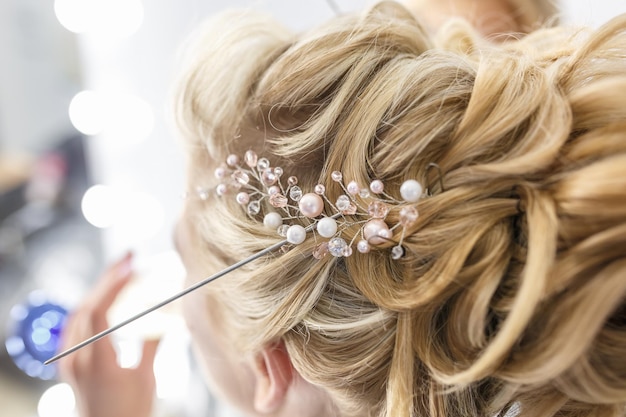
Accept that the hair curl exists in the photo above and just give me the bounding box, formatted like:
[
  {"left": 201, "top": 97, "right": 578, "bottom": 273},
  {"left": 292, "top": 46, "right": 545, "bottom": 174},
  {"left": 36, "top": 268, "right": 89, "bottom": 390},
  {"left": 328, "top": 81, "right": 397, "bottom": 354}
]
[{"left": 173, "top": 3, "right": 626, "bottom": 416}]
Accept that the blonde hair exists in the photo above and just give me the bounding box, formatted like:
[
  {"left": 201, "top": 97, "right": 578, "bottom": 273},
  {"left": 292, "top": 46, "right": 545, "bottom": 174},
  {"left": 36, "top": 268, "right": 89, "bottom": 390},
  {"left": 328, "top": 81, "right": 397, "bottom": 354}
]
[{"left": 174, "top": 3, "right": 626, "bottom": 416}]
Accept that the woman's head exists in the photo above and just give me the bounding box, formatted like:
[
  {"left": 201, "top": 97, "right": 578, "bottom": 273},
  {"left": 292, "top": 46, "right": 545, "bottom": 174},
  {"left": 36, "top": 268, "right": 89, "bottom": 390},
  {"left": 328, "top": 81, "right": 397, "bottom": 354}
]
[{"left": 173, "top": 3, "right": 626, "bottom": 416}]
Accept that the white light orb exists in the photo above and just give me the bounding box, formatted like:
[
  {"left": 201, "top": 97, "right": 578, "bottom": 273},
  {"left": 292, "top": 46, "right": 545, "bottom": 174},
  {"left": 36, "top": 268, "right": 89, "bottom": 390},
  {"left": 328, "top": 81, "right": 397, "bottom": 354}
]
[
  {"left": 107, "top": 94, "right": 154, "bottom": 146},
  {"left": 81, "top": 185, "right": 120, "bottom": 228},
  {"left": 54, "top": 0, "right": 93, "bottom": 33},
  {"left": 69, "top": 91, "right": 106, "bottom": 135},
  {"left": 55, "top": 0, "right": 144, "bottom": 38},
  {"left": 117, "top": 191, "right": 165, "bottom": 242},
  {"left": 38, "top": 383, "right": 76, "bottom": 417},
  {"left": 96, "top": 0, "right": 144, "bottom": 38}
]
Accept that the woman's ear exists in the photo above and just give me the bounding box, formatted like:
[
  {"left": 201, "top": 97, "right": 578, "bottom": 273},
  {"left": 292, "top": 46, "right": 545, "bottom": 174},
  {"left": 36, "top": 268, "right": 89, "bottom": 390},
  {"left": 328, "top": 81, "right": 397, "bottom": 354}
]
[{"left": 251, "top": 341, "right": 294, "bottom": 413}]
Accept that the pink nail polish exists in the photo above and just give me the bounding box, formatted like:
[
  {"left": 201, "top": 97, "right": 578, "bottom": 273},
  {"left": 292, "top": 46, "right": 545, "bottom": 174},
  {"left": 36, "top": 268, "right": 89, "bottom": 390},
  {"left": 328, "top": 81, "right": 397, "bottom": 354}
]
[{"left": 117, "top": 255, "right": 133, "bottom": 279}]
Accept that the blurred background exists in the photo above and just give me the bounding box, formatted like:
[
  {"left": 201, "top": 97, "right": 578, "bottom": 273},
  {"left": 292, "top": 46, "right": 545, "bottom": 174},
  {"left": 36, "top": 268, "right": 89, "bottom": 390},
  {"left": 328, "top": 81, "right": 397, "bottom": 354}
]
[{"left": 0, "top": 1, "right": 624, "bottom": 416}]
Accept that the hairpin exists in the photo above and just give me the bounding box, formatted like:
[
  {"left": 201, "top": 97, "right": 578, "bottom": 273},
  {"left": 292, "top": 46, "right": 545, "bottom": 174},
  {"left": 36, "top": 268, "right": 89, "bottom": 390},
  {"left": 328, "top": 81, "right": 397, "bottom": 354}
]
[
  {"left": 46, "top": 152, "right": 440, "bottom": 365},
  {"left": 202, "top": 150, "right": 426, "bottom": 261}
]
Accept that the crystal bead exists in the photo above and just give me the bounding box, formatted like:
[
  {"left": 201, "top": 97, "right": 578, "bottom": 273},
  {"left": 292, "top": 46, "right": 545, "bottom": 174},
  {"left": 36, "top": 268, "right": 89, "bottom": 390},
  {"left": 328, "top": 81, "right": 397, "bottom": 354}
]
[
  {"left": 336, "top": 195, "right": 351, "bottom": 211},
  {"left": 331, "top": 171, "right": 343, "bottom": 182},
  {"left": 288, "top": 176, "right": 298, "bottom": 186},
  {"left": 367, "top": 201, "right": 389, "bottom": 218},
  {"left": 347, "top": 181, "right": 359, "bottom": 195},
  {"left": 312, "top": 242, "right": 329, "bottom": 260},
  {"left": 226, "top": 154, "right": 239, "bottom": 167},
  {"left": 274, "top": 167, "right": 283, "bottom": 177},
  {"left": 343, "top": 203, "right": 357, "bottom": 215},
  {"left": 314, "top": 184, "right": 325, "bottom": 195},
  {"left": 328, "top": 237, "right": 348, "bottom": 257},
  {"left": 247, "top": 200, "right": 260, "bottom": 215},
  {"left": 277, "top": 224, "right": 289, "bottom": 237},
  {"left": 232, "top": 170, "right": 250, "bottom": 185},
  {"left": 261, "top": 169, "right": 277, "bottom": 186},
  {"left": 359, "top": 188, "right": 370, "bottom": 198},
  {"left": 399, "top": 206, "right": 419, "bottom": 227},
  {"left": 236, "top": 192, "right": 249, "bottom": 205},
  {"left": 269, "top": 193, "right": 288, "bottom": 208},
  {"left": 391, "top": 245, "right": 405, "bottom": 260},
  {"left": 289, "top": 186, "right": 303, "bottom": 201},
  {"left": 257, "top": 158, "right": 270, "bottom": 171},
  {"left": 244, "top": 150, "right": 258, "bottom": 167}
]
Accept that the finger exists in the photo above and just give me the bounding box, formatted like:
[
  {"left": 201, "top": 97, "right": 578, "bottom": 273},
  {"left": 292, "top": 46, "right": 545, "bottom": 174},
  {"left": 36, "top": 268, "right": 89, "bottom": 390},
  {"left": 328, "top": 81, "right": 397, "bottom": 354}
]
[
  {"left": 83, "top": 304, "right": 119, "bottom": 367},
  {"left": 89, "top": 252, "right": 134, "bottom": 311},
  {"left": 88, "top": 255, "right": 134, "bottom": 331},
  {"left": 57, "top": 312, "right": 81, "bottom": 378},
  {"left": 57, "top": 254, "right": 134, "bottom": 374}
]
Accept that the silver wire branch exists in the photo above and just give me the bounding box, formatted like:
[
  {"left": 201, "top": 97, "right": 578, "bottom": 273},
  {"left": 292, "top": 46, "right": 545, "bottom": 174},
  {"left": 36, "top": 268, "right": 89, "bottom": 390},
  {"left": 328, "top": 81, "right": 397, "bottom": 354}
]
[{"left": 44, "top": 213, "right": 340, "bottom": 365}]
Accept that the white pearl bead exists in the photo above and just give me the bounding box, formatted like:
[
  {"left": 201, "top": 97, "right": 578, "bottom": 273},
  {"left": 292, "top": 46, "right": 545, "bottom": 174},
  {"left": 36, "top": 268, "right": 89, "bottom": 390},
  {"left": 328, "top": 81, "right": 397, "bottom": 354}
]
[
  {"left": 268, "top": 186, "right": 280, "bottom": 195},
  {"left": 357, "top": 239, "right": 370, "bottom": 253},
  {"left": 363, "top": 219, "right": 392, "bottom": 244},
  {"left": 236, "top": 192, "right": 249, "bottom": 205},
  {"left": 263, "top": 212, "right": 283, "bottom": 229},
  {"left": 216, "top": 184, "right": 228, "bottom": 196},
  {"left": 286, "top": 225, "right": 306, "bottom": 244},
  {"left": 400, "top": 180, "right": 423, "bottom": 203},
  {"left": 226, "top": 154, "right": 239, "bottom": 167},
  {"left": 347, "top": 181, "right": 359, "bottom": 195},
  {"left": 370, "top": 179, "right": 384, "bottom": 194},
  {"left": 317, "top": 217, "right": 337, "bottom": 238},
  {"left": 214, "top": 167, "right": 227, "bottom": 179},
  {"left": 298, "top": 193, "right": 324, "bottom": 218}
]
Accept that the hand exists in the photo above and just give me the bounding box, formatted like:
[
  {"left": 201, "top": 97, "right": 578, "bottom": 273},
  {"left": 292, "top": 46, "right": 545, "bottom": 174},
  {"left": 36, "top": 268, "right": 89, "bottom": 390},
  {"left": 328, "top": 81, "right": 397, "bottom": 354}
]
[{"left": 58, "top": 253, "right": 161, "bottom": 417}]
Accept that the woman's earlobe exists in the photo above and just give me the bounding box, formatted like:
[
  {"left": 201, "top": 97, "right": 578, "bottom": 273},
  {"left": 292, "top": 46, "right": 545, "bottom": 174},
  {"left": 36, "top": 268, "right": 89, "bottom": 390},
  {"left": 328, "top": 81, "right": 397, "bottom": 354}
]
[{"left": 252, "top": 341, "right": 294, "bottom": 413}]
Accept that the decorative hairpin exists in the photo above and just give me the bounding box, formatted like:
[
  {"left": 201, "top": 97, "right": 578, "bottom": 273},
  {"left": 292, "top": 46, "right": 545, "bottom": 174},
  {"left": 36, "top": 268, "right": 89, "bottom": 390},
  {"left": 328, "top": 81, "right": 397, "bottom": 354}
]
[
  {"left": 201, "top": 150, "right": 426, "bottom": 260},
  {"left": 45, "top": 152, "right": 440, "bottom": 365}
]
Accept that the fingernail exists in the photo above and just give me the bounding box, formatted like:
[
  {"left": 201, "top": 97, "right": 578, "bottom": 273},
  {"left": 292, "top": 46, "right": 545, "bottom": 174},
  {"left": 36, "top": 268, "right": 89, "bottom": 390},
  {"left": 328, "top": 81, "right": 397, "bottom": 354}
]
[{"left": 116, "top": 253, "right": 133, "bottom": 279}]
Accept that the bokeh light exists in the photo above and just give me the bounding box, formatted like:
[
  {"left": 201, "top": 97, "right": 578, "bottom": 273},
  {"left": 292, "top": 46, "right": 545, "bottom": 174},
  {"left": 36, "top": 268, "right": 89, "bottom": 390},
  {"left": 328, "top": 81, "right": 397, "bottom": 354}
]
[
  {"left": 154, "top": 328, "right": 191, "bottom": 401},
  {"left": 54, "top": 0, "right": 144, "bottom": 38},
  {"left": 117, "top": 191, "right": 165, "bottom": 241},
  {"left": 104, "top": 94, "right": 155, "bottom": 148},
  {"left": 81, "top": 184, "right": 120, "bottom": 228},
  {"left": 5, "top": 293, "right": 68, "bottom": 380},
  {"left": 68, "top": 91, "right": 106, "bottom": 135},
  {"left": 69, "top": 91, "right": 154, "bottom": 146},
  {"left": 81, "top": 185, "right": 165, "bottom": 242},
  {"left": 38, "top": 383, "right": 77, "bottom": 417}
]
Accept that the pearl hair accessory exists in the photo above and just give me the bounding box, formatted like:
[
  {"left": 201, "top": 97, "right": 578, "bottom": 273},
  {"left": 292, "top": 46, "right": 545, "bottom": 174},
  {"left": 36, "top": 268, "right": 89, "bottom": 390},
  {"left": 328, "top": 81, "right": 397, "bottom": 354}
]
[
  {"left": 206, "top": 151, "right": 430, "bottom": 260},
  {"left": 46, "top": 153, "right": 439, "bottom": 366}
]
